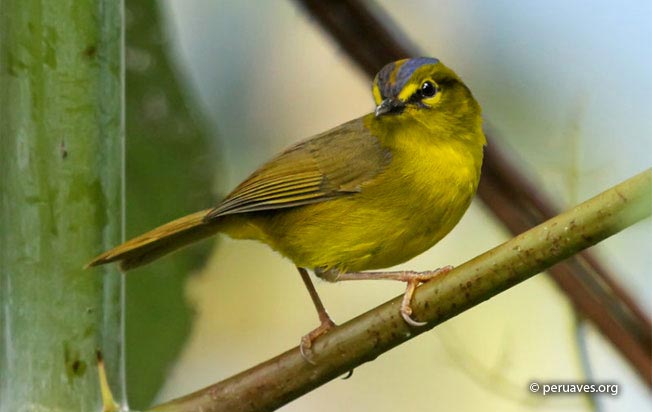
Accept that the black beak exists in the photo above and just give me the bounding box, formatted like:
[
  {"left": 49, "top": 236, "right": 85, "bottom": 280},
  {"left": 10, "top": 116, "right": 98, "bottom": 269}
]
[{"left": 375, "top": 98, "right": 404, "bottom": 117}]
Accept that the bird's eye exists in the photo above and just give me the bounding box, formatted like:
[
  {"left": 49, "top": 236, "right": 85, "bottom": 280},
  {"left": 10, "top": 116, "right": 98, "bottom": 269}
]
[{"left": 419, "top": 81, "right": 437, "bottom": 98}]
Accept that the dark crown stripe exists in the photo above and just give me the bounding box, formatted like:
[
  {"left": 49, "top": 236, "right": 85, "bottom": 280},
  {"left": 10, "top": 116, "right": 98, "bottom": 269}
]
[{"left": 378, "top": 57, "right": 439, "bottom": 99}]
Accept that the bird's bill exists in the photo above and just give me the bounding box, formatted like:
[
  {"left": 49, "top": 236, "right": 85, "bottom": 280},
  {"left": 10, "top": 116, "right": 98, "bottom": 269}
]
[{"left": 375, "top": 98, "right": 404, "bottom": 117}]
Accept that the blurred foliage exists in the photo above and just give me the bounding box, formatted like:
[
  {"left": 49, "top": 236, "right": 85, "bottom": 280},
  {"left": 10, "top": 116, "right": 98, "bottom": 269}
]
[{"left": 125, "top": 0, "right": 221, "bottom": 407}]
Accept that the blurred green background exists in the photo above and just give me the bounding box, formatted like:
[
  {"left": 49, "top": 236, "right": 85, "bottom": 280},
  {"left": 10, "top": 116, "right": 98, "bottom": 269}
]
[{"left": 125, "top": 1, "right": 651, "bottom": 411}]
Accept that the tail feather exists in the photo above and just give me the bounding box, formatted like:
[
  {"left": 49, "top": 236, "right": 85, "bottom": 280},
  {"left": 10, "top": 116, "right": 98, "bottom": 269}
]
[{"left": 86, "top": 209, "right": 220, "bottom": 271}]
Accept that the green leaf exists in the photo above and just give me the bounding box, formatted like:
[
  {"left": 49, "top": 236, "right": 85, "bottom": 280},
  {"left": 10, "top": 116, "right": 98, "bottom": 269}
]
[{"left": 125, "top": 0, "right": 221, "bottom": 407}]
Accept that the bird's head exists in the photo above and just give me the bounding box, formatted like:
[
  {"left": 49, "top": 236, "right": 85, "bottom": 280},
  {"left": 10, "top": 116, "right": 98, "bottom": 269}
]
[{"left": 372, "top": 57, "right": 484, "bottom": 143}]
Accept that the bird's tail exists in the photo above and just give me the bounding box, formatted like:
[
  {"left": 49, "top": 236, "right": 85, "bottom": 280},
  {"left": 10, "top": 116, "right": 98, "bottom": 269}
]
[{"left": 86, "top": 209, "right": 221, "bottom": 271}]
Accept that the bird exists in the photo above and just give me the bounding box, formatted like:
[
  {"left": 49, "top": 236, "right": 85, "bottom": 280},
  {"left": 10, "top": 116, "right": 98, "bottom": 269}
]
[{"left": 87, "top": 57, "right": 486, "bottom": 357}]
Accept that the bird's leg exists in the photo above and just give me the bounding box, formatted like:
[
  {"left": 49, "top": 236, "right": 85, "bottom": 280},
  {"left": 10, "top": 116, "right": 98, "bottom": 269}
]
[
  {"left": 297, "top": 267, "right": 336, "bottom": 363},
  {"left": 334, "top": 266, "right": 454, "bottom": 327}
]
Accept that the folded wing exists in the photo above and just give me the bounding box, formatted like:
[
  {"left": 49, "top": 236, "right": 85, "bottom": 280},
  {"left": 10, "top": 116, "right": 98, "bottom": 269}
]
[{"left": 205, "top": 118, "right": 392, "bottom": 220}]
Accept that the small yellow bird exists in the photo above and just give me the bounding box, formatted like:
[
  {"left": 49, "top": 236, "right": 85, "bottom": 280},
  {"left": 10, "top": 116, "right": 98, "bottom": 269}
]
[{"left": 88, "top": 57, "right": 485, "bottom": 353}]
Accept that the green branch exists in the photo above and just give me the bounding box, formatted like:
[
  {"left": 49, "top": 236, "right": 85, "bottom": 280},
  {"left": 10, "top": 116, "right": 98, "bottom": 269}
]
[
  {"left": 147, "top": 170, "right": 651, "bottom": 412},
  {"left": 0, "top": 0, "right": 124, "bottom": 410}
]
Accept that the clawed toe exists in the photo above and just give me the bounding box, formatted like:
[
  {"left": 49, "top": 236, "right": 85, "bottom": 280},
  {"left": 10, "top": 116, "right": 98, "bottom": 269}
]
[
  {"left": 401, "top": 306, "right": 427, "bottom": 327},
  {"left": 300, "top": 337, "right": 317, "bottom": 365},
  {"left": 399, "top": 265, "right": 453, "bottom": 327},
  {"left": 300, "top": 318, "right": 336, "bottom": 364}
]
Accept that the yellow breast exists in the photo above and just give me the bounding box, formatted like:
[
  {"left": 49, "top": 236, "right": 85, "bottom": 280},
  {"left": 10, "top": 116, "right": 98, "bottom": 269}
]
[{"left": 240, "top": 117, "right": 484, "bottom": 274}]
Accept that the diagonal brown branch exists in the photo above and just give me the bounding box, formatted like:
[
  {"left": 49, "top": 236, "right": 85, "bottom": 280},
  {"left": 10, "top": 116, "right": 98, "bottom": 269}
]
[
  {"left": 294, "top": 0, "right": 651, "bottom": 385},
  {"left": 147, "top": 167, "right": 650, "bottom": 412}
]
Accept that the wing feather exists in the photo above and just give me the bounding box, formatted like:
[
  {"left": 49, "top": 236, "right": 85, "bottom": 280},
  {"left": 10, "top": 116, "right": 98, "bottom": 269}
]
[{"left": 206, "top": 117, "right": 392, "bottom": 220}]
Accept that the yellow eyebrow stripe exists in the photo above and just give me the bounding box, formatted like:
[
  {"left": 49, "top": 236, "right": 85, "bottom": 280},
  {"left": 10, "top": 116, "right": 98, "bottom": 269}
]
[{"left": 397, "top": 83, "right": 419, "bottom": 102}]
